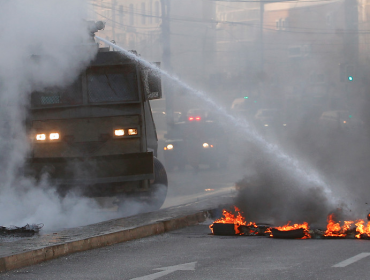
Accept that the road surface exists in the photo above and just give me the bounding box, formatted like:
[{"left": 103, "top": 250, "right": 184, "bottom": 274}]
[{"left": 1, "top": 223, "right": 369, "bottom": 279}]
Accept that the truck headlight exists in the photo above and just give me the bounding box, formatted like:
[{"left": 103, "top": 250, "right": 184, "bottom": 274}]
[
  {"left": 36, "top": 134, "right": 46, "bottom": 141},
  {"left": 114, "top": 129, "right": 124, "bottom": 136},
  {"left": 128, "top": 128, "right": 138, "bottom": 135},
  {"left": 50, "top": 133, "right": 60, "bottom": 140},
  {"left": 166, "top": 144, "right": 174, "bottom": 150},
  {"left": 203, "top": 143, "right": 209, "bottom": 148}
]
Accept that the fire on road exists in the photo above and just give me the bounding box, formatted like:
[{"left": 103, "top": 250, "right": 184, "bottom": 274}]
[{"left": 209, "top": 207, "right": 370, "bottom": 239}]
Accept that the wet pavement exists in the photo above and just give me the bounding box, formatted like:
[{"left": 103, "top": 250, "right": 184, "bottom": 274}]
[{"left": 0, "top": 190, "right": 234, "bottom": 262}]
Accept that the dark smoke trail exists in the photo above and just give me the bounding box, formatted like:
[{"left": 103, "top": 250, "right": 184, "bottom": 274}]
[{"left": 234, "top": 151, "right": 345, "bottom": 226}]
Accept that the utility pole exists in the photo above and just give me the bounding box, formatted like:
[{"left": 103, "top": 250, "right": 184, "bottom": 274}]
[
  {"left": 160, "top": 0, "right": 174, "bottom": 127},
  {"left": 342, "top": 0, "right": 359, "bottom": 111},
  {"left": 111, "top": 0, "right": 116, "bottom": 41},
  {"left": 259, "top": 0, "right": 264, "bottom": 74},
  {"left": 160, "top": 0, "right": 171, "bottom": 72}
]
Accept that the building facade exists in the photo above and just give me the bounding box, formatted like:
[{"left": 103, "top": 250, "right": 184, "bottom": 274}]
[
  {"left": 91, "top": 0, "right": 163, "bottom": 61},
  {"left": 90, "top": 0, "right": 370, "bottom": 115}
]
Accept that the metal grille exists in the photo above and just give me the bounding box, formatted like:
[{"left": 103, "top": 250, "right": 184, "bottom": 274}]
[
  {"left": 87, "top": 67, "right": 139, "bottom": 103},
  {"left": 31, "top": 77, "right": 82, "bottom": 108},
  {"left": 41, "top": 95, "right": 61, "bottom": 105}
]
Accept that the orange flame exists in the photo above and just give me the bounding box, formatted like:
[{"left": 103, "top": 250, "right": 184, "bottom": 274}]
[
  {"left": 323, "top": 214, "right": 370, "bottom": 238},
  {"left": 267, "top": 221, "right": 311, "bottom": 239},
  {"left": 355, "top": 220, "right": 370, "bottom": 238},
  {"left": 324, "top": 214, "right": 349, "bottom": 237},
  {"left": 210, "top": 208, "right": 370, "bottom": 239},
  {"left": 210, "top": 207, "right": 254, "bottom": 235}
]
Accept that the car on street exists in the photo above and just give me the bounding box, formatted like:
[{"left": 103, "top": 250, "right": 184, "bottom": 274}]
[
  {"left": 163, "top": 109, "right": 228, "bottom": 171},
  {"left": 318, "top": 110, "right": 364, "bottom": 133}
]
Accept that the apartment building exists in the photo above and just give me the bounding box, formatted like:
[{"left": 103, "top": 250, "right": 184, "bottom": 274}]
[
  {"left": 263, "top": 0, "right": 359, "bottom": 111},
  {"left": 91, "top": 0, "right": 162, "bottom": 61}
]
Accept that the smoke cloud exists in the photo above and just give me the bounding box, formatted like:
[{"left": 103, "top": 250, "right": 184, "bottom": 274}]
[
  {"left": 233, "top": 126, "right": 369, "bottom": 226},
  {"left": 234, "top": 153, "right": 336, "bottom": 226},
  {"left": 0, "top": 0, "right": 117, "bottom": 231}
]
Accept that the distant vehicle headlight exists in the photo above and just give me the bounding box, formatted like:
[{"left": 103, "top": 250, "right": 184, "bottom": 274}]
[
  {"left": 114, "top": 129, "right": 125, "bottom": 136},
  {"left": 166, "top": 144, "right": 174, "bottom": 150},
  {"left": 128, "top": 128, "right": 138, "bottom": 135},
  {"left": 50, "top": 133, "right": 60, "bottom": 140},
  {"left": 264, "top": 124, "right": 269, "bottom": 127},
  {"left": 36, "top": 134, "right": 46, "bottom": 141},
  {"left": 283, "top": 124, "right": 287, "bottom": 126},
  {"left": 203, "top": 143, "right": 209, "bottom": 148}
]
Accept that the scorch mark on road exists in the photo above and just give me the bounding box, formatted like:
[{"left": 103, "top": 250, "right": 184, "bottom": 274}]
[
  {"left": 129, "top": 262, "right": 197, "bottom": 280},
  {"left": 332, "top": 253, "right": 370, "bottom": 267}
]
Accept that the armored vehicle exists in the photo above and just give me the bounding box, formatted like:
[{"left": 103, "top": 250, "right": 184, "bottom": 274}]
[{"left": 27, "top": 44, "right": 168, "bottom": 210}]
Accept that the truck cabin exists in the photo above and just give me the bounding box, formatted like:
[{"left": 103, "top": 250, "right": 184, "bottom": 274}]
[{"left": 28, "top": 49, "right": 163, "bottom": 198}]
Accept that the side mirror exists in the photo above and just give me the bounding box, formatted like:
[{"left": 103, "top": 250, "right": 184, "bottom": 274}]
[{"left": 142, "top": 62, "right": 162, "bottom": 100}]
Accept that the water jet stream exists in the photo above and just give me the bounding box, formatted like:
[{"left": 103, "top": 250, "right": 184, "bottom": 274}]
[{"left": 96, "top": 36, "right": 334, "bottom": 200}]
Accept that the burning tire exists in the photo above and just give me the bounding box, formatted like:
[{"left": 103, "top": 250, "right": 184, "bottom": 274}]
[
  {"left": 270, "top": 228, "right": 306, "bottom": 239},
  {"left": 210, "top": 223, "right": 236, "bottom": 235}
]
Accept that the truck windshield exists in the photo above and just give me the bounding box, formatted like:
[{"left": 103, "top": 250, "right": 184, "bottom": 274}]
[
  {"left": 87, "top": 64, "right": 139, "bottom": 103},
  {"left": 31, "top": 77, "right": 82, "bottom": 108}
]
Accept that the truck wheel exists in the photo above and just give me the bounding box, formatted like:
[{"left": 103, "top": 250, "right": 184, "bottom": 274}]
[
  {"left": 117, "top": 158, "right": 168, "bottom": 214},
  {"left": 147, "top": 157, "right": 168, "bottom": 211}
]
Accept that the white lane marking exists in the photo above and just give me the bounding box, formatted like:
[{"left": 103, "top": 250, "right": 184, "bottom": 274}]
[
  {"left": 130, "top": 262, "right": 197, "bottom": 280},
  {"left": 333, "top": 253, "right": 370, "bottom": 267}
]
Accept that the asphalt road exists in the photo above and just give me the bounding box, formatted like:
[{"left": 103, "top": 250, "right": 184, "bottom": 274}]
[
  {"left": 1, "top": 223, "right": 370, "bottom": 280},
  {"left": 160, "top": 151, "right": 246, "bottom": 209}
]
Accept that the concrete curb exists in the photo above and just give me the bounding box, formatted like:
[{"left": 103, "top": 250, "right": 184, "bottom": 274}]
[{"left": 0, "top": 210, "right": 210, "bottom": 273}]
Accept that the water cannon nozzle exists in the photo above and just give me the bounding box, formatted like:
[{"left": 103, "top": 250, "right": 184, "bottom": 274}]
[{"left": 87, "top": 21, "right": 106, "bottom": 40}]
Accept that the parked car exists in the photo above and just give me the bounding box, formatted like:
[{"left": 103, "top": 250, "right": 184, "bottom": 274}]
[
  {"left": 254, "top": 109, "right": 285, "bottom": 128},
  {"left": 318, "top": 110, "right": 364, "bottom": 133}
]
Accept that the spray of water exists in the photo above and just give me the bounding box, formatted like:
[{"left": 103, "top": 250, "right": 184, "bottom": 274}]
[{"left": 96, "top": 37, "right": 335, "bottom": 201}]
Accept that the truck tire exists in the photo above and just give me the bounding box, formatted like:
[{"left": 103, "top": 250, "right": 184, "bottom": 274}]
[
  {"left": 117, "top": 158, "right": 168, "bottom": 214},
  {"left": 147, "top": 157, "right": 168, "bottom": 210}
]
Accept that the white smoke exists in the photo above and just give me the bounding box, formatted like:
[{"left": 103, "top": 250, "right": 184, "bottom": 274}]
[{"left": 0, "top": 0, "right": 118, "bottom": 230}]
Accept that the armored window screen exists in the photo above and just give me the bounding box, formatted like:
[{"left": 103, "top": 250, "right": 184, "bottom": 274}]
[
  {"left": 31, "top": 77, "right": 82, "bottom": 108},
  {"left": 87, "top": 65, "right": 139, "bottom": 103}
]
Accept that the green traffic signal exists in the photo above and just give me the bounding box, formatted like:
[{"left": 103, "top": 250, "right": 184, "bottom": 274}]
[
  {"left": 348, "top": 76, "right": 353, "bottom": 81},
  {"left": 244, "top": 96, "right": 249, "bottom": 99}
]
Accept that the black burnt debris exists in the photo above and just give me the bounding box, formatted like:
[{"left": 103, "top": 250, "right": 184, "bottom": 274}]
[
  {"left": 0, "top": 224, "right": 44, "bottom": 237},
  {"left": 238, "top": 224, "right": 271, "bottom": 236}
]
